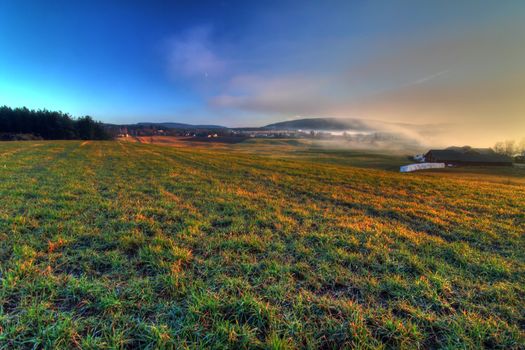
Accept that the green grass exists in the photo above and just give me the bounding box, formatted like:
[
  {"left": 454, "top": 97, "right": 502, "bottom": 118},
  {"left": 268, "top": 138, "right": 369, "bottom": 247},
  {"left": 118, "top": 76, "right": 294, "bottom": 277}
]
[{"left": 0, "top": 140, "right": 524, "bottom": 349}]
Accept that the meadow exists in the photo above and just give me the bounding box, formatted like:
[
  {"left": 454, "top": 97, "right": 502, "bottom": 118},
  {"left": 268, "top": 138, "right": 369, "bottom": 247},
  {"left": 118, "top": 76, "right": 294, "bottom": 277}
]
[{"left": 0, "top": 139, "right": 524, "bottom": 349}]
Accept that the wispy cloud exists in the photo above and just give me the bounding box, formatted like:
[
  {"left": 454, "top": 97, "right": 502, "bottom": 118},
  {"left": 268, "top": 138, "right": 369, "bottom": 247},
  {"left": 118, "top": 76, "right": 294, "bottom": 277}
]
[
  {"left": 165, "top": 26, "right": 225, "bottom": 79},
  {"left": 210, "top": 74, "right": 332, "bottom": 114},
  {"left": 406, "top": 70, "right": 449, "bottom": 86}
]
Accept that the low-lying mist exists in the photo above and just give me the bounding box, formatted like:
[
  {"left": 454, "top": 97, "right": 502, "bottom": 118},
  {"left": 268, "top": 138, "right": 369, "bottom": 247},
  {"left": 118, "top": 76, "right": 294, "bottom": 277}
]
[{"left": 284, "top": 117, "right": 523, "bottom": 153}]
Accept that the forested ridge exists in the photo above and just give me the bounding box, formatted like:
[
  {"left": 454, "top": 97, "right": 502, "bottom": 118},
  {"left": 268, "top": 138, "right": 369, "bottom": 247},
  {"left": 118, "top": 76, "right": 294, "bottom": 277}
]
[{"left": 0, "top": 106, "right": 111, "bottom": 140}]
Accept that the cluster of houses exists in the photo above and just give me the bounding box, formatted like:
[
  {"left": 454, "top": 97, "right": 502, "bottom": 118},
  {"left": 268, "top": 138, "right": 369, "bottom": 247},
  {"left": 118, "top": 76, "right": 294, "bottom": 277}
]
[
  {"left": 113, "top": 126, "right": 225, "bottom": 139},
  {"left": 402, "top": 146, "right": 514, "bottom": 172}
]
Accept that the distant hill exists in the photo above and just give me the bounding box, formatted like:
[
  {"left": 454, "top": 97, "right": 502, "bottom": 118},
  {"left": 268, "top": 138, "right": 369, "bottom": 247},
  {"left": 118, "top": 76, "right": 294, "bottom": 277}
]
[
  {"left": 264, "top": 118, "right": 373, "bottom": 131},
  {"left": 136, "top": 122, "right": 227, "bottom": 129},
  {"left": 112, "top": 118, "right": 375, "bottom": 131}
]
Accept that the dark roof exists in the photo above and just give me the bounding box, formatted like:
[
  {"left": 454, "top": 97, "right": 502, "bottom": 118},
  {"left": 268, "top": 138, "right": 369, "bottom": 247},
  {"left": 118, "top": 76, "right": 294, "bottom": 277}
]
[{"left": 425, "top": 147, "right": 512, "bottom": 163}]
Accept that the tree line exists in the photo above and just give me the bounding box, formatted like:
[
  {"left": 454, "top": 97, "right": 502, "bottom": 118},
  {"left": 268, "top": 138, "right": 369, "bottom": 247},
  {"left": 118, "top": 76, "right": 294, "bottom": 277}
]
[
  {"left": 0, "top": 106, "right": 111, "bottom": 140},
  {"left": 493, "top": 138, "right": 525, "bottom": 157}
]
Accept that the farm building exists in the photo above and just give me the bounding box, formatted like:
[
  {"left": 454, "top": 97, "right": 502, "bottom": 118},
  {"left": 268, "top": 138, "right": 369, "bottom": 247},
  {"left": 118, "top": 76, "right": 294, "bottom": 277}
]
[{"left": 424, "top": 146, "right": 513, "bottom": 166}]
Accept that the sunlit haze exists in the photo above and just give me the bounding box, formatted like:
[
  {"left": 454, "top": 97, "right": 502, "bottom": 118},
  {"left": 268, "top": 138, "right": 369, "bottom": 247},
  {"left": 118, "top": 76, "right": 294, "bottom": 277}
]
[{"left": 1, "top": 1, "right": 524, "bottom": 146}]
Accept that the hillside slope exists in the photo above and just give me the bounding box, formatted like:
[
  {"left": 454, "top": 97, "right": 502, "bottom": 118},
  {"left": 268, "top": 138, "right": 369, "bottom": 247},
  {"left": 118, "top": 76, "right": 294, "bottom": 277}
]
[
  {"left": 136, "top": 122, "right": 227, "bottom": 129},
  {"left": 265, "top": 117, "right": 373, "bottom": 131}
]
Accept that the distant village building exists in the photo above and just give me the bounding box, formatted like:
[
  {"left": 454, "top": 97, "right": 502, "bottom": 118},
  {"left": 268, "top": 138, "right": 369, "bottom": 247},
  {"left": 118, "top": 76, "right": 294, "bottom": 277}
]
[
  {"left": 413, "top": 154, "right": 425, "bottom": 162},
  {"left": 425, "top": 147, "right": 513, "bottom": 166},
  {"left": 514, "top": 155, "right": 525, "bottom": 163}
]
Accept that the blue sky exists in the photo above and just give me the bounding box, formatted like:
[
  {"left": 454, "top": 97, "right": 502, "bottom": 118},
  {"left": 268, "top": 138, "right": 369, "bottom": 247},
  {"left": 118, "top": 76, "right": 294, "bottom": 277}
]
[{"left": 0, "top": 1, "right": 524, "bottom": 144}]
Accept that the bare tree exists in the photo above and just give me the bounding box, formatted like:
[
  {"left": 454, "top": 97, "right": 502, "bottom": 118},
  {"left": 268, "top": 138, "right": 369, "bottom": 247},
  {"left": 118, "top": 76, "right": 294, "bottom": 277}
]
[
  {"left": 504, "top": 140, "right": 516, "bottom": 156},
  {"left": 493, "top": 141, "right": 505, "bottom": 154},
  {"left": 518, "top": 138, "right": 525, "bottom": 155}
]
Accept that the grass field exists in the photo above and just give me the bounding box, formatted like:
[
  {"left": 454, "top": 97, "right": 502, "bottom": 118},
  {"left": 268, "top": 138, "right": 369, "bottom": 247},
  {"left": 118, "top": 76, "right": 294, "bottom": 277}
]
[{"left": 0, "top": 140, "right": 524, "bottom": 349}]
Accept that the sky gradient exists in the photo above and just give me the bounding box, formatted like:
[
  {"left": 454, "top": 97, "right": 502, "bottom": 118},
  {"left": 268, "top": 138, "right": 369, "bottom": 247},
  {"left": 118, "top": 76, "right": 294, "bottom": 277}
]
[{"left": 1, "top": 0, "right": 524, "bottom": 146}]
